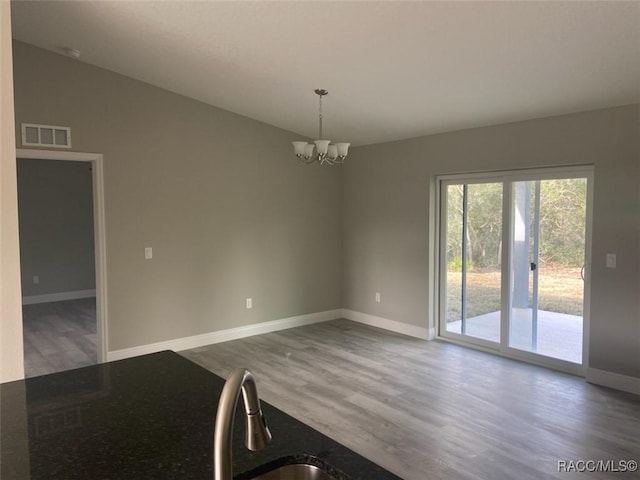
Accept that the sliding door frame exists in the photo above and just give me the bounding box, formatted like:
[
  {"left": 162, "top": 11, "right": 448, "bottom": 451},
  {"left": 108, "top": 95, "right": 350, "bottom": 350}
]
[{"left": 435, "top": 165, "right": 594, "bottom": 376}]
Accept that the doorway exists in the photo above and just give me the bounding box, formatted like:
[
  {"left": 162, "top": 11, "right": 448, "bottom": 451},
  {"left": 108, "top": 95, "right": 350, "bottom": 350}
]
[
  {"left": 16, "top": 149, "right": 107, "bottom": 376},
  {"left": 438, "top": 166, "right": 593, "bottom": 373}
]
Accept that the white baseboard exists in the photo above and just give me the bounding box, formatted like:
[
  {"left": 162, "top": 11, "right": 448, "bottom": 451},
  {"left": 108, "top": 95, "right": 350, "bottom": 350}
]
[
  {"left": 586, "top": 368, "right": 640, "bottom": 396},
  {"left": 107, "top": 309, "right": 343, "bottom": 362},
  {"left": 342, "top": 309, "right": 433, "bottom": 340},
  {"left": 22, "top": 289, "right": 96, "bottom": 305}
]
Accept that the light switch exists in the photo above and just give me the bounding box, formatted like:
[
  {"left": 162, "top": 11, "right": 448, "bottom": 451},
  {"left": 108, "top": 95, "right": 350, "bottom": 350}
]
[
  {"left": 246, "top": 298, "right": 252, "bottom": 309},
  {"left": 145, "top": 247, "right": 153, "bottom": 259},
  {"left": 606, "top": 253, "right": 616, "bottom": 268},
  {"left": 33, "top": 275, "right": 39, "bottom": 284},
  {"left": 375, "top": 292, "right": 381, "bottom": 303}
]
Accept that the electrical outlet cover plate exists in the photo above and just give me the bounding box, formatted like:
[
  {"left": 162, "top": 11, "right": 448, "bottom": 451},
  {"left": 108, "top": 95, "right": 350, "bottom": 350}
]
[{"left": 606, "top": 253, "right": 616, "bottom": 268}]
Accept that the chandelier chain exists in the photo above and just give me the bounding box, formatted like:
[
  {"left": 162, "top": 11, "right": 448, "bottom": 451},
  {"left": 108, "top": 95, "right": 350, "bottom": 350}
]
[{"left": 318, "top": 93, "right": 323, "bottom": 140}]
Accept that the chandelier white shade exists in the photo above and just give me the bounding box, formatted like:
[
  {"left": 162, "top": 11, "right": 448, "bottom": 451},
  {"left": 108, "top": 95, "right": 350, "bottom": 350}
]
[{"left": 292, "top": 89, "right": 350, "bottom": 165}]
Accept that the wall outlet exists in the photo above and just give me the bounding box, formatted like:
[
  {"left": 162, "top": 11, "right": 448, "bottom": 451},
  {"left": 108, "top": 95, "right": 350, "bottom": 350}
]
[
  {"left": 375, "top": 292, "right": 381, "bottom": 303},
  {"left": 144, "top": 247, "right": 153, "bottom": 259},
  {"left": 246, "top": 298, "right": 252, "bottom": 309},
  {"left": 33, "top": 275, "right": 39, "bottom": 285}
]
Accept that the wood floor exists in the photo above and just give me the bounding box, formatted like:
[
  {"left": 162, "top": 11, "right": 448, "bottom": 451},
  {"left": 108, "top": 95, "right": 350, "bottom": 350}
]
[
  {"left": 181, "top": 320, "right": 640, "bottom": 480},
  {"left": 22, "top": 298, "right": 97, "bottom": 378}
]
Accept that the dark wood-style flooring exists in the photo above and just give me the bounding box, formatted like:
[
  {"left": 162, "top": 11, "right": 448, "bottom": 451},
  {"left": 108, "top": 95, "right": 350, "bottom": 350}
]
[
  {"left": 181, "top": 320, "right": 640, "bottom": 480},
  {"left": 22, "top": 298, "right": 97, "bottom": 378}
]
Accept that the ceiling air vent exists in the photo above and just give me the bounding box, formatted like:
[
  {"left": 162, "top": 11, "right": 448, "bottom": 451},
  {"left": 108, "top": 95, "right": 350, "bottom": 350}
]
[{"left": 21, "top": 123, "right": 71, "bottom": 148}]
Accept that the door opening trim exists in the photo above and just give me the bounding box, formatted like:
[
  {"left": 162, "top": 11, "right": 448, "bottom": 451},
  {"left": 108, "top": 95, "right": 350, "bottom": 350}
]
[{"left": 16, "top": 148, "right": 108, "bottom": 364}]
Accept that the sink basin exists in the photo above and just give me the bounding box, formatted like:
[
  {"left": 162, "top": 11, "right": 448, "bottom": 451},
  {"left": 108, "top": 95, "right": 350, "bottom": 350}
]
[{"left": 251, "top": 464, "right": 339, "bottom": 480}]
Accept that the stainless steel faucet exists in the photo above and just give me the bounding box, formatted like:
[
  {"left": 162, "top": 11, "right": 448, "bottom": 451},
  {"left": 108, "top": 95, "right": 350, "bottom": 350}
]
[{"left": 214, "top": 368, "right": 272, "bottom": 480}]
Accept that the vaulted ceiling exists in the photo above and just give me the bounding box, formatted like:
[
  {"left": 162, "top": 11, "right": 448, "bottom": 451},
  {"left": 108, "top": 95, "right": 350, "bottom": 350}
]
[{"left": 10, "top": 1, "right": 640, "bottom": 146}]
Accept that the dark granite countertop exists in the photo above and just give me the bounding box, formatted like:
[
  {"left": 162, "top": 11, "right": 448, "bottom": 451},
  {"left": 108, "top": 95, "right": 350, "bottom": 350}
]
[{"left": 1, "top": 351, "right": 401, "bottom": 480}]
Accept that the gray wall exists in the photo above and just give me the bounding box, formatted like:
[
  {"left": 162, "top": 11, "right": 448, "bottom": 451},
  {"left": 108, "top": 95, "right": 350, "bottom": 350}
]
[
  {"left": 345, "top": 105, "right": 640, "bottom": 378},
  {"left": 17, "top": 159, "right": 95, "bottom": 297},
  {"left": 13, "top": 41, "right": 343, "bottom": 351}
]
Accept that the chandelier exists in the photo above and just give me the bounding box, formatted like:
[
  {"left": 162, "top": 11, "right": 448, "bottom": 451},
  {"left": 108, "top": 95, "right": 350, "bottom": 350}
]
[{"left": 292, "top": 89, "right": 350, "bottom": 165}]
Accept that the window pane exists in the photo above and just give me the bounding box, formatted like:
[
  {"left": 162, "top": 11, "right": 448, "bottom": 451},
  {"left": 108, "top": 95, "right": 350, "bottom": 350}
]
[
  {"left": 445, "top": 183, "right": 502, "bottom": 343},
  {"left": 509, "top": 179, "right": 585, "bottom": 364},
  {"left": 445, "top": 185, "right": 463, "bottom": 333}
]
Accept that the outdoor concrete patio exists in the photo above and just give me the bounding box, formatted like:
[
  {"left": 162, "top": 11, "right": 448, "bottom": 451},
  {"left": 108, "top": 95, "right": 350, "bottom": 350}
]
[{"left": 446, "top": 308, "right": 583, "bottom": 364}]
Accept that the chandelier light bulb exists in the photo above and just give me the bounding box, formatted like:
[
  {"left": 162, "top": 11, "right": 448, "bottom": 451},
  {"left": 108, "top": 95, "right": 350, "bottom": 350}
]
[
  {"left": 327, "top": 145, "right": 338, "bottom": 161},
  {"left": 304, "top": 144, "right": 315, "bottom": 159},
  {"left": 292, "top": 142, "right": 307, "bottom": 157},
  {"left": 335, "top": 143, "right": 350, "bottom": 158},
  {"left": 314, "top": 140, "right": 331, "bottom": 156}
]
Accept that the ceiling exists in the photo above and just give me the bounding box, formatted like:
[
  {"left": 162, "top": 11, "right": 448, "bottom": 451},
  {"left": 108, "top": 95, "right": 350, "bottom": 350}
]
[{"left": 10, "top": 1, "right": 640, "bottom": 147}]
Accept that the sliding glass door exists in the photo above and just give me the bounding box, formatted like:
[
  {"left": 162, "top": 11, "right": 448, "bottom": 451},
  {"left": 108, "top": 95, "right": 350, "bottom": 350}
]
[
  {"left": 439, "top": 168, "right": 592, "bottom": 372},
  {"left": 443, "top": 181, "right": 503, "bottom": 346},
  {"left": 508, "top": 178, "right": 587, "bottom": 364}
]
